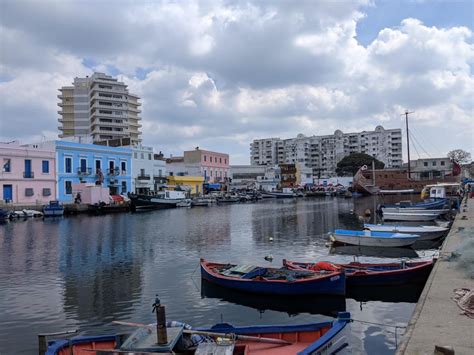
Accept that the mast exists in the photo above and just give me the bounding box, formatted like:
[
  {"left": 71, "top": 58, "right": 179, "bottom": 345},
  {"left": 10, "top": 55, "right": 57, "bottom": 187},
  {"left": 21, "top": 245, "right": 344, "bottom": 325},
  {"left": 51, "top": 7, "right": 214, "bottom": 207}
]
[{"left": 402, "top": 110, "right": 414, "bottom": 179}]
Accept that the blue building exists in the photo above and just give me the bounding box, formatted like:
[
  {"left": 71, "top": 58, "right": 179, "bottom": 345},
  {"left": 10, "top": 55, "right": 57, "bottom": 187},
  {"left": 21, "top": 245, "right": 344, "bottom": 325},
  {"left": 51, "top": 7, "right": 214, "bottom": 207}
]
[{"left": 55, "top": 141, "right": 132, "bottom": 202}]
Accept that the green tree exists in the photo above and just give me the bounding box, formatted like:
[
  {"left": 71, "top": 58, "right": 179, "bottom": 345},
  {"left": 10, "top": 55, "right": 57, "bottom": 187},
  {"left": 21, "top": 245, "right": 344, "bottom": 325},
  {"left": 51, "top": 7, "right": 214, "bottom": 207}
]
[
  {"left": 336, "top": 153, "right": 385, "bottom": 176},
  {"left": 447, "top": 149, "right": 471, "bottom": 164}
]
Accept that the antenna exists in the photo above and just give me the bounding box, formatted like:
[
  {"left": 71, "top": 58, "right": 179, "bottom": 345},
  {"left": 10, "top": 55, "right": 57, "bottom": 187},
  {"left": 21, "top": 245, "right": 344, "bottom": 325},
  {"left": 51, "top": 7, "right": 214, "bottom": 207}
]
[{"left": 401, "top": 110, "right": 414, "bottom": 179}]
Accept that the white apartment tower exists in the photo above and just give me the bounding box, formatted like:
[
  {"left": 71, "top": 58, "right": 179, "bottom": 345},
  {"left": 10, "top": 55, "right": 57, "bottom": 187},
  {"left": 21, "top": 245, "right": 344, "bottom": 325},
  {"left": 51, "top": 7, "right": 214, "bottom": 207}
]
[
  {"left": 250, "top": 126, "right": 403, "bottom": 177},
  {"left": 58, "top": 72, "right": 142, "bottom": 145}
]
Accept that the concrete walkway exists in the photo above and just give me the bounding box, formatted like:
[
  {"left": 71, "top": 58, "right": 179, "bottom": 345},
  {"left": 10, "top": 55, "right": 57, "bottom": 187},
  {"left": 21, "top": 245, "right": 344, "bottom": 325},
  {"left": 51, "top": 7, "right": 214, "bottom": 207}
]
[{"left": 397, "top": 197, "right": 474, "bottom": 354}]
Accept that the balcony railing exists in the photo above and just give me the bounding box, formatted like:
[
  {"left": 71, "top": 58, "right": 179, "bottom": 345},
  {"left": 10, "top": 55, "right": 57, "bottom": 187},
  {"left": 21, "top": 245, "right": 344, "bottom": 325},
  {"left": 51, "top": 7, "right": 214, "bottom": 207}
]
[
  {"left": 77, "top": 167, "right": 92, "bottom": 176},
  {"left": 23, "top": 171, "right": 34, "bottom": 178},
  {"left": 137, "top": 174, "right": 151, "bottom": 180}
]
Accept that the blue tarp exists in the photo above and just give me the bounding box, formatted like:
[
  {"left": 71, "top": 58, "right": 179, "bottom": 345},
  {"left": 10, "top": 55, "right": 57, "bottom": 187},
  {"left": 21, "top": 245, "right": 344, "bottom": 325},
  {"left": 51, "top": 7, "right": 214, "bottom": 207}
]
[{"left": 204, "top": 183, "right": 221, "bottom": 190}]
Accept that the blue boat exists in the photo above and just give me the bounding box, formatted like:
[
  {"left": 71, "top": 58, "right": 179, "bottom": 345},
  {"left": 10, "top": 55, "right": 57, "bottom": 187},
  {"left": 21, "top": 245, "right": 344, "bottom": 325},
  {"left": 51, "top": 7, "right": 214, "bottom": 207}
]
[
  {"left": 379, "top": 198, "right": 447, "bottom": 210},
  {"left": 200, "top": 259, "right": 345, "bottom": 296},
  {"left": 45, "top": 313, "right": 352, "bottom": 354},
  {"left": 43, "top": 201, "right": 64, "bottom": 217},
  {"left": 284, "top": 259, "right": 434, "bottom": 287},
  {"left": 330, "top": 229, "right": 419, "bottom": 247}
]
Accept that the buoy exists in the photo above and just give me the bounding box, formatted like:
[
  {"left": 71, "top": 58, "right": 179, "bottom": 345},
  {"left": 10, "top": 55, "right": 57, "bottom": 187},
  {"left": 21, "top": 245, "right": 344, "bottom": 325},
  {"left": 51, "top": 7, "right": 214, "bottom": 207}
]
[{"left": 269, "top": 237, "right": 274, "bottom": 241}]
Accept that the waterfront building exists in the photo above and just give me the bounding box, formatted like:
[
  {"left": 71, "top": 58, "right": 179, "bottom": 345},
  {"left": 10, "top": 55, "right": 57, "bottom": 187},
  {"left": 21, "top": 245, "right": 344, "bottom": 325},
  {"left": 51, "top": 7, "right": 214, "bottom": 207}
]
[
  {"left": 0, "top": 141, "right": 56, "bottom": 204},
  {"left": 406, "top": 157, "right": 454, "bottom": 180},
  {"left": 167, "top": 175, "right": 204, "bottom": 195},
  {"left": 55, "top": 140, "right": 132, "bottom": 202},
  {"left": 296, "top": 163, "right": 313, "bottom": 186},
  {"left": 131, "top": 145, "right": 155, "bottom": 194},
  {"left": 153, "top": 153, "right": 167, "bottom": 191},
  {"left": 58, "top": 72, "right": 142, "bottom": 145},
  {"left": 250, "top": 126, "right": 403, "bottom": 177},
  {"left": 279, "top": 164, "right": 297, "bottom": 188}
]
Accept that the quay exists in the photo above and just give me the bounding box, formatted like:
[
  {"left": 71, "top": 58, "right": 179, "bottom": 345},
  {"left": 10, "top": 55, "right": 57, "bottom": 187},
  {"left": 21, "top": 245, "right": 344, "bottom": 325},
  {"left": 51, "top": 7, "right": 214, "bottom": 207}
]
[
  {"left": 1, "top": 202, "right": 130, "bottom": 215},
  {"left": 397, "top": 197, "right": 474, "bottom": 354}
]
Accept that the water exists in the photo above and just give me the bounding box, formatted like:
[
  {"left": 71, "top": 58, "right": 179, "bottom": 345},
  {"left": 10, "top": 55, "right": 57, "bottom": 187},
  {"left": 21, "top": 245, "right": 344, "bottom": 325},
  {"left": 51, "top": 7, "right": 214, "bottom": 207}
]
[{"left": 0, "top": 197, "right": 437, "bottom": 354}]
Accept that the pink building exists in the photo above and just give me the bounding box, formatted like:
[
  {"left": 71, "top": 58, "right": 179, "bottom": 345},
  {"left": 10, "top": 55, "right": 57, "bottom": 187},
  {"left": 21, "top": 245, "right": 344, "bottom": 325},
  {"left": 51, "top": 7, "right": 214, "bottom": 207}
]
[
  {"left": 184, "top": 148, "right": 230, "bottom": 183},
  {"left": 0, "top": 141, "right": 56, "bottom": 204}
]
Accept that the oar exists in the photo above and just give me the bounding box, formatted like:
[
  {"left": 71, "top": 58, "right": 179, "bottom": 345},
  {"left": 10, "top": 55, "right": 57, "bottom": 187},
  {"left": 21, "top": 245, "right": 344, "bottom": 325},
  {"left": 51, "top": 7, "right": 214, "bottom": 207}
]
[{"left": 112, "top": 321, "right": 292, "bottom": 346}]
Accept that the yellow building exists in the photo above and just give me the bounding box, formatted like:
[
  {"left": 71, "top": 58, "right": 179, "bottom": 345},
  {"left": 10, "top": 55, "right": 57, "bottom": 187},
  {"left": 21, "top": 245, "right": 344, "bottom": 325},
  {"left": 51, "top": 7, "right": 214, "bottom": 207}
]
[{"left": 167, "top": 176, "right": 204, "bottom": 195}]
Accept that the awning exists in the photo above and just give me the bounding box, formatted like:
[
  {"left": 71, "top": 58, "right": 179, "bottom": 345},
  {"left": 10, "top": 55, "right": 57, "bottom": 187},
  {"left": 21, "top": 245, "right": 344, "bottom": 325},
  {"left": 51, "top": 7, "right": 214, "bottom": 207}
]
[{"left": 204, "top": 183, "right": 221, "bottom": 189}]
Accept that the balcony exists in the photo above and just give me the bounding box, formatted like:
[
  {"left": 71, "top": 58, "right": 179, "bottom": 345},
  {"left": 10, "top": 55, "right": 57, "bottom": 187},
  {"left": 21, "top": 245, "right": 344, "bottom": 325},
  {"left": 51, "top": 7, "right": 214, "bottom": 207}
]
[
  {"left": 107, "top": 168, "right": 120, "bottom": 176},
  {"left": 137, "top": 174, "right": 151, "bottom": 180},
  {"left": 77, "top": 167, "right": 92, "bottom": 176},
  {"left": 23, "top": 171, "right": 34, "bottom": 178}
]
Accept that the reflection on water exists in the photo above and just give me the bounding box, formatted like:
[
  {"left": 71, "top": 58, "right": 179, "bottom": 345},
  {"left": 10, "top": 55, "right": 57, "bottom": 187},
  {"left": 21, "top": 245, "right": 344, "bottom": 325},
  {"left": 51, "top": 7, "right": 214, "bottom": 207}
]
[
  {"left": 330, "top": 245, "right": 419, "bottom": 259},
  {"left": 0, "top": 197, "right": 437, "bottom": 354}
]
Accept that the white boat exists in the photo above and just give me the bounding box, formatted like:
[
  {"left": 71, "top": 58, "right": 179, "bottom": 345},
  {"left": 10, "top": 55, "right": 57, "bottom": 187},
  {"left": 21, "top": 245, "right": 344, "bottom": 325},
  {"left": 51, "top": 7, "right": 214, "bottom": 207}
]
[
  {"left": 130, "top": 190, "right": 188, "bottom": 210},
  {"left": 176, "top": 199, "right": 192, "bottom": 208},
  {"left": 330, "top": 229, "right": 419, "bottom": 247},
  {"left": 12, "top": 209, "right": 43, "bottom": 218},
  {"left": 364, "top": 224, "right": 448, "bottom": 240},
  {"left": 266, "top": 188, "right": 296, "bottom": 198},
  {"left": 382, "top": 212, "right": 440, "bottom": 221},
  {"left": 381, "top": 207, "right": 450, "bottom": 215}
]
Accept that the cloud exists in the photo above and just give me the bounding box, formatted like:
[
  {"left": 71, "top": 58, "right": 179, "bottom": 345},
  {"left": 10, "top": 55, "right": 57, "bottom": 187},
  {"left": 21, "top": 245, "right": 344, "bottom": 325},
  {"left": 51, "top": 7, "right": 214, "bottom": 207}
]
[{"left": 0, "top": 0, "right": 473, "bottom": 163}]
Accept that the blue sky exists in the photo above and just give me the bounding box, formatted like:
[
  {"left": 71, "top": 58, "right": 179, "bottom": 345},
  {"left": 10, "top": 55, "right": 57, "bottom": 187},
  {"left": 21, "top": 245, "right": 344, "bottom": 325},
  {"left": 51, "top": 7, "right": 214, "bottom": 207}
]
[{"left": 0, "top": 0, "right": 472, "bottom": 164}]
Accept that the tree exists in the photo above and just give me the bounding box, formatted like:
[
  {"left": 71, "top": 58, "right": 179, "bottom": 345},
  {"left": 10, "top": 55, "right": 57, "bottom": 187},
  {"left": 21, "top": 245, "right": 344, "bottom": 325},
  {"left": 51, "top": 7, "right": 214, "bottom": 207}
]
[
  {"left": 336, "top": 153, "right": 385, "bottom": 176},
  {"left": 447, "top": 149, "right": 472, "bottom": 164}
]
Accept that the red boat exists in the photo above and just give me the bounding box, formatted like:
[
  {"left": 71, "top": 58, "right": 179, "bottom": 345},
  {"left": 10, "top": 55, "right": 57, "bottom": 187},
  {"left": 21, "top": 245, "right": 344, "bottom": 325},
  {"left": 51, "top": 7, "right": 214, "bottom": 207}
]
[{"left": 283, "top": 259, "right": 435, "bottom": 286}]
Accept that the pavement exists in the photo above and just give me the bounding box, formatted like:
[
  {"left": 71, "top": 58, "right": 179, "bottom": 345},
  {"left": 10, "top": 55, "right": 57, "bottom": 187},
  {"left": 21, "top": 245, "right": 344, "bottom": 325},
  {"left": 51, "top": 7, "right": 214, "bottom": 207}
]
[{"left": 397, "top": 197, "right": 474, "bottom": 355}]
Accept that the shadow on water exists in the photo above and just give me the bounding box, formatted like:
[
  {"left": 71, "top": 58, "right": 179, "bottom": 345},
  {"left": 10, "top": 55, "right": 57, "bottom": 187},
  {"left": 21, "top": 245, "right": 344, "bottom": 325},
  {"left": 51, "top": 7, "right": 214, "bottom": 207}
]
[
  {"left": 201, "top": 279, "right": 346, "bottom": 317},
  {"left": 347, "top": 283, "right": 425, "bottom": 303}
]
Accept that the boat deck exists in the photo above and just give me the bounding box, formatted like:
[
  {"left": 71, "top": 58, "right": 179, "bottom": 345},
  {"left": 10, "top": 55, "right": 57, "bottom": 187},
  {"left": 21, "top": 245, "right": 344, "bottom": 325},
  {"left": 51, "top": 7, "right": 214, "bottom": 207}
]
[{"left": 397, "top": 197, "right": 474, "bottom": 354}]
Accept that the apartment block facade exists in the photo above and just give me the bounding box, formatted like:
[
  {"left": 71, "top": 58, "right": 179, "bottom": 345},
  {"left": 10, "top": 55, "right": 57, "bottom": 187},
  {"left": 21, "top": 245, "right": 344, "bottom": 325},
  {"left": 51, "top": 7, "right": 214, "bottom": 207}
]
[
  {"left": 250, "top": 126, "right": 402, "bottom": 177},
  {"left": 58, "top": 72, "right": 142, "bottom": 145},
  {"left": 0, "top": 141, "right": 56, "bottom": 204}
]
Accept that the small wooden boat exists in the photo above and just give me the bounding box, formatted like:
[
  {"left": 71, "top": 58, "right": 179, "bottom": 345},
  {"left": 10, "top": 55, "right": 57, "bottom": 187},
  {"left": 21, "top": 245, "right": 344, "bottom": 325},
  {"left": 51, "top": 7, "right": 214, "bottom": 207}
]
[
  {"left": 364, "top": 224, "right": 448, "bottom": 240},
  {"left": 330, "top": 229, "right": 419, "bottom": 247},
  {"left": 45, "top": 313, "right": 352, "bottom": 354},
  {"left": 200, "top": 259, "right": 345, "bottom": 295},
  {"left": 382, "top": 211, "right": 441, "bottom": 221},
  {"left": 43, "top": 201, "right": 64, "bottom": 217},
  {"left": 380, "top": 198, "right": 447, "bottom": 210},
  {"left": 284, "top": 259, "right": 434, "bottom": 286}
]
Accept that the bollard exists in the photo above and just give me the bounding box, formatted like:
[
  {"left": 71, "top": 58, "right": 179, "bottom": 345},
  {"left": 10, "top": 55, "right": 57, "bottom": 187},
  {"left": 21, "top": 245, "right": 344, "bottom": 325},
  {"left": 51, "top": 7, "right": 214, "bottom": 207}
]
[{"left": 152, "top": 295, "right": 168, "bottom": 345}]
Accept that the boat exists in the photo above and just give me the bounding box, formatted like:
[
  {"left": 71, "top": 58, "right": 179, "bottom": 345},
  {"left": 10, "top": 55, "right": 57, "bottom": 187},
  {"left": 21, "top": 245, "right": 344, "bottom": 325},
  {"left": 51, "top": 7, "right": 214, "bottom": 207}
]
[
  {"left": 0, "top": 209, "right": 11, "bottom": 220},
  {"left": 191, "top": 197, "right": 215, "bottom": 206},
  {"left": 176, "top": 199, "right": 192, "bottom": 208},
  {"left": 381, "top": 207, "right": 449, "bottom": 215},
  {"left": 201, "top": 279, "right": 346, "bottom": 317},
  {"left": 364, "top": 224, "right": 448, "bottom": 240},
  {"left": 283, "top": 259, "right": 434, "bottom": 286},
  {"left": 11, "top": 209, "right": 43, "bottom": 218},
  {"left": 382, "top": 211, "right": 441, "bottom": 221},
  {"left": 379, "top": 198, "right": 447, "bottom": 210},
  {"left": 330, "top": 229, "right": 419, "bottom": 247},
  {"left": 129, "top": 190, "right": 188, "bottom": 211},
  {"left": 266, "top": 188, "right": 296, "bottom": 198},
  {"left": 43, "top": 201, "right": 64, "bottom": 217},
  {"left": 217, "top": 195, "right": 241, "bottom": 203},
  {"left": 200, "top": 259, "right": 346, "bottom": 296}
]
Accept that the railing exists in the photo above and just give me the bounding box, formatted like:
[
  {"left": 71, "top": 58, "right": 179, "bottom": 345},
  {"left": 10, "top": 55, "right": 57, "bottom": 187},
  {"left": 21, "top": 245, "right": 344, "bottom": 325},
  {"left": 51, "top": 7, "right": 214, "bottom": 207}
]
[
  {"left": 23, "top": 171, "right": 34, "bottom": 178},
  {"left": 137, "top": 174, "right": 151, "bottom": 180},
  {"left": 77, "top": 167, "right": 92, "bottom": 176}
]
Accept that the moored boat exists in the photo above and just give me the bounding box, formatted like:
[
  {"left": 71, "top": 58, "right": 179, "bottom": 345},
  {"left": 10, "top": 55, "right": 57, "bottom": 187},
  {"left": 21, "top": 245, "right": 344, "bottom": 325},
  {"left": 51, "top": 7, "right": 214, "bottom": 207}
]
[
  {"left": 284, "top": 259, "right": 434, "bottom": 286},
  {"left": 45, "top": 312, "right": 352, "bottom": 355},
  {"left": 130, "top": 190, "right": 187, "bottom": 211},
  {"left": 381, "top": 207, "right": 449, "bottom": 215},
  {"left": 200, "top": 259, "right": 345, "bottom": 296},
  {"left": 382, "top": 211, "right": 441, "bottom": 221},
  {"left": 379, "top": 198, "right": 447, "bottom": 210},
  {"left": 330, "top": 229, "right": 419, "bottom": 247},
  {"left": 11, "top": 209, "right": 43, "bottom": 218},
  {"left": 266, "top": 188, "right": 296, "bottom": 198},
  {"left": 364, "top": 223, "right": 448, "bottom": 240},
  {"left": 43, "top": 201, "right": 64, "bottom": 217}
]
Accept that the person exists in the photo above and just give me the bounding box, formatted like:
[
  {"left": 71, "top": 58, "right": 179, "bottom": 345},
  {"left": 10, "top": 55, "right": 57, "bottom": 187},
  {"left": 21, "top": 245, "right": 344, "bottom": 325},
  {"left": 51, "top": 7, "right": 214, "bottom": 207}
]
[{"left": 74, "top": 192, "right": 82, "bottom": 204}]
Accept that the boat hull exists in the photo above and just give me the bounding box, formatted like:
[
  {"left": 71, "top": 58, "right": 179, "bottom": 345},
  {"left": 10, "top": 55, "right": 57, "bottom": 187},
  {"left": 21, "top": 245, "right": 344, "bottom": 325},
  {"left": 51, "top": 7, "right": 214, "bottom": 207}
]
[
  {"left": 331, "top": 231, "right": 418, "bottom": 247},
  {"left": 130, "top": 195, "right": 179, "bottom": 210},
  {"left": 364, "top": 224, "right": 448, "bottom": 240},
  {"left": 285, "top": 260, "right": 434, "bottom": 287},
  {"left": 382, "top": 212, "right": 439, "bottom": 221},
  {"left": 200, "top": 260, "right": 345, "bottom": 296}
]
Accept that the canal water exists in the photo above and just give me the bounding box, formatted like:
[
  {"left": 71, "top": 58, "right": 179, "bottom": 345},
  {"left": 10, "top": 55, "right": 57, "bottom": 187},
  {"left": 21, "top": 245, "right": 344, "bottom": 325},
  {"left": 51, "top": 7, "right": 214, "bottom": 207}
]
[{"left": 0, "top": 197, "right": 439, "bottom": 354}]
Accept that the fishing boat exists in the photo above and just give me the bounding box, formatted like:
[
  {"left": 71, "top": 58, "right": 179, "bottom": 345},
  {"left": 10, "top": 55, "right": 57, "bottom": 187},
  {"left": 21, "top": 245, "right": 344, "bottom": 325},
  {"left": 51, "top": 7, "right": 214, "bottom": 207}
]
[
  {"left": 176, "top": 199, "right": 192, "bottom": 208},
  {"left": 129, "top": 190, "right": 187, "bottom": 211},
  {"left": 330, "top": 229, "right": 419, "bottom": 247},
  {"left": 379, "top": 198, "right": 447, "bottom": 210},
  {"left": 364, "top": 224, "right": 448, "bottom": 240},
  {"left": 283, "top": 259, "right": 434, "bottom": 286},
  {"left": 266, "top": 188, "right": 296, "bottom": 198},
  {"left": 11, "top": 209, "right": 43, "bottom": 218},
  {"left": 381, "top": 207, "right": 449, "bottom": 215},
  {"left": 45, "top": 312, "right": 352, "bottom": 355},
  {"left": 382, "top": 211, "right": 441, "bottom": 221},
  {"left": 43, "top": 201, "right": 64, "bottom": 217},
  {"left": 200, "top": 259, "right": 345, "bottom": 296}
]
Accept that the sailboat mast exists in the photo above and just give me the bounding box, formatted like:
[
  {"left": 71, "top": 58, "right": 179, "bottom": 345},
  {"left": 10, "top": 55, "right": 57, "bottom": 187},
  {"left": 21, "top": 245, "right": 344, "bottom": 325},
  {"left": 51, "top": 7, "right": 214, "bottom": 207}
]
[{"left": 402, "top": 110, "right": 414, "bottom": 179}]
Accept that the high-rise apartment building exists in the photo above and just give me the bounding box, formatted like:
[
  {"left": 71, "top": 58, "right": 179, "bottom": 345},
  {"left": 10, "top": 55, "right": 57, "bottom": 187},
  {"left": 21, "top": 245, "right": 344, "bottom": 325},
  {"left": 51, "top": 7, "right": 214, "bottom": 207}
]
[
  {"left": 250, "top": 126, "right": 402, "bottom": 177},
  {"left": 58, "top": 72, "right": 142, "bottom": 145}
]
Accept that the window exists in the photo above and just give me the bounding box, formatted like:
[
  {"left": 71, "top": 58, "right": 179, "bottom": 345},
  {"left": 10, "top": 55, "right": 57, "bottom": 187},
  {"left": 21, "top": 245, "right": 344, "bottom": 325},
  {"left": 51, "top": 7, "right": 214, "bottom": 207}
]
[
  {"left": 158, "top": 169, "right": 162, "bottom": 177},
  {"left": 140, "top": 168, "right": 145, "bottom": 176},
  {"left": 42, "top": 188, "right": 51, "bottom": 196},
  {"left": 441, "top": 161, "right": 445, "bottom": 166},
  {"left": 109, "top": 161, "right": 115, "bottom": 171},
  {"left": 80, "top": 158, "right": 87, "bottom": 173},
  {"left": 95, "top": 159, "right": 101, "bottom": 171},
  {"left": 432, "top": 161, "right": 437, "bottom": 166},
  {"left": 210, "top": 170, "right": 213, "bottom": 177},
  {"left": 3, "top": 159, "right": 11, "bottom": 172},
  {"left": 65, "top": 157, "right": 72, "bottom": 173},
  {"left": 204, "top": 155, "right": 207, "bottom": 162},
  {"left": 423, "top": 162, "right": 428, "bottom": 167},
  {"left": 220, "top": 157, "right": 222, "bottom": 163},
  {"left": 141, "top": 153, "right": 144, "bottom": 159},
  {"left": 148, "top": 153, "right": 152, "bottom": 160},
  {"left": 42, "top": 160, "right": 49, "bottom": 173},
  {"left": 134, "top": 152, "right": 137, "bottom": 159},
  {"left": 225, "top": 158, "right": 227, "bottom": 164},
  {"left": 121, "top": 181, "right": 127, "bottom": 194},
  {"left": 24, "top": 159, "right": 32, "bottom": 178},
  {"left": 65, "top": 181, "right": 72, "bottom": 195},
  {"left": 121, "top": 161, "right": 126, "bottom": 173},
  {"left": 25, "top": 188, "right": 34, "bottom": 196}
]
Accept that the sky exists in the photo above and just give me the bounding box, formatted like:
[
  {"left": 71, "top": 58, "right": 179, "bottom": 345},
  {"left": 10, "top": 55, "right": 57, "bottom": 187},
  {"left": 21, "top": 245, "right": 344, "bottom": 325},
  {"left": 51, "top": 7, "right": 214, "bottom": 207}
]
[{"left": 0, "top": 0, "right": 473, "bottom": 164}]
